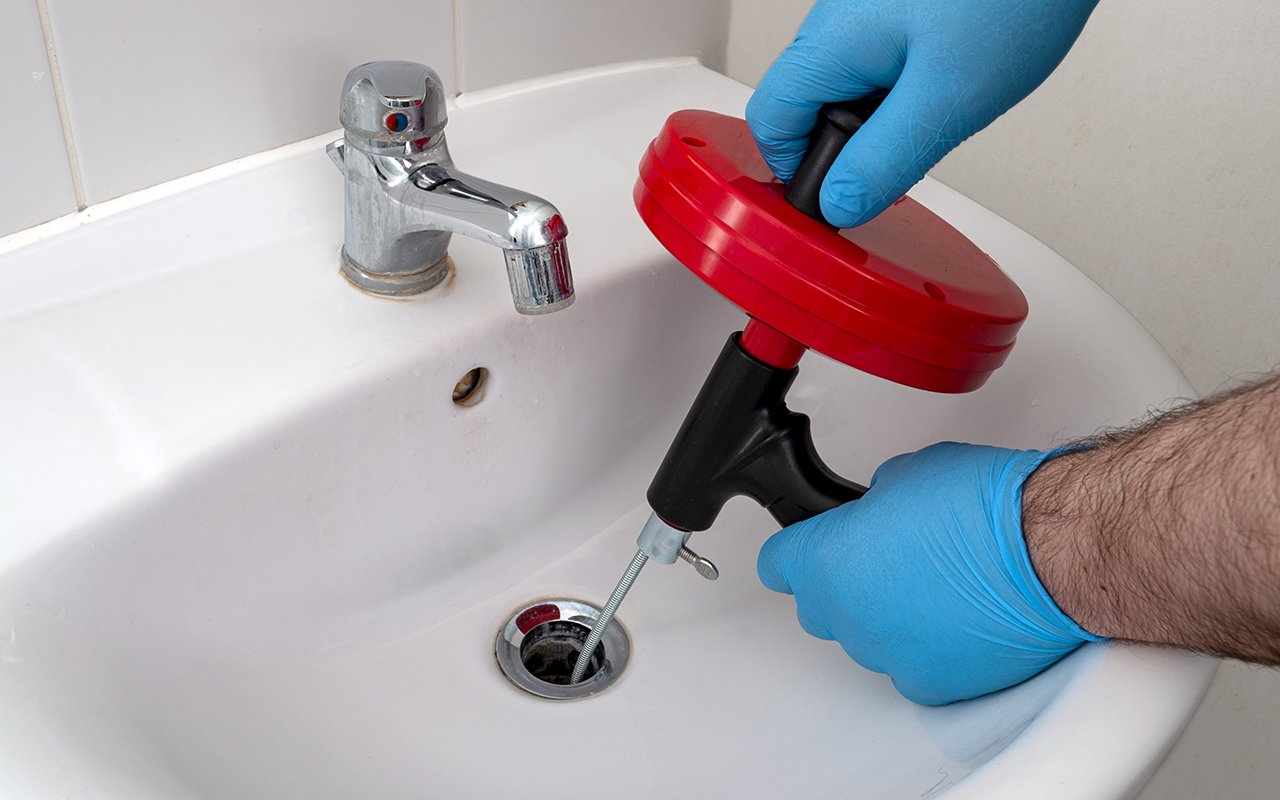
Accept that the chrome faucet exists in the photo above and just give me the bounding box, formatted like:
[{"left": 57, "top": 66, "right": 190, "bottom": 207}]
[{"left": 326, "top": 61, "right": 573, "bottom": 312}]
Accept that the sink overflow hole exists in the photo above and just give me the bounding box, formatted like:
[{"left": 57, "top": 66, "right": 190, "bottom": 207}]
[
  {"left": 520, "top": 620, "right": 603, "bottom": 684},
  {"left": 452, "top": 367, "right": 489, "bottom": 405}
]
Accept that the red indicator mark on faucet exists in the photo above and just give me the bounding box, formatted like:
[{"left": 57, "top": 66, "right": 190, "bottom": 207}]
[
  {"left": 515, "top": 603, "right": 560, "bottom": 634},
  {"left": 385, "top": 112, "right": 410, "bottom": 133}
]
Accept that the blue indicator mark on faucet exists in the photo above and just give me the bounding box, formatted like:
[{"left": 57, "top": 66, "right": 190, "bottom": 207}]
[{"left": 385, "top": 112, "right": 410, "bottom": 133}]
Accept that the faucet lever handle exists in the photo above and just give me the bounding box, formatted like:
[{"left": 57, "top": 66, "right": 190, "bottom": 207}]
[{"left": 339, "top": 61, "right": 448, "bottom": 152}]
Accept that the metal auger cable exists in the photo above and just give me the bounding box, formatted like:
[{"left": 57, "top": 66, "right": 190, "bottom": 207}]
[{"left": 571, "top": 549, "right": 649, "bottom": 684}]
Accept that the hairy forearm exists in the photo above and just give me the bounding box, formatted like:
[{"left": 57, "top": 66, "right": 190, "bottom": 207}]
[{"left": 1024, "top": 375, "right": 1280, "bottom": 662}]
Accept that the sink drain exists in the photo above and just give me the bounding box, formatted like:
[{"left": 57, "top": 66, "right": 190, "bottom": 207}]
[{"left": 496, "top": 598, "right": 630, "bottom": 700}]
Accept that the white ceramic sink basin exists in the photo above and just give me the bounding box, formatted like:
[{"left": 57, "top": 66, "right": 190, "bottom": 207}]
[{"left": 0, "top": 62, "right": 1214, "bottom": 798}]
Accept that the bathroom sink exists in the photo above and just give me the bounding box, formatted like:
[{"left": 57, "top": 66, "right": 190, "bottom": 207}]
[{"left": 0, "top": 61, "right": 1214, "bottom": 798}]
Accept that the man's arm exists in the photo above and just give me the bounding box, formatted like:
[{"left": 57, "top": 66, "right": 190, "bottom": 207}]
[
  {"left": 1026, "top": 376, "right": 1280, "bottom": 662},
  {"left": 757, "top": 376, "right": 1280, "bottom": 705}
]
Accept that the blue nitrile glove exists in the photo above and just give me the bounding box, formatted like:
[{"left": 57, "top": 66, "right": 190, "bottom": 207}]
[
  {"left": 746, "top": 0, "right": 1099, "bottom": 227},
  {"left": 757, "top": 442, "right": 1103, "bottom": 705}
]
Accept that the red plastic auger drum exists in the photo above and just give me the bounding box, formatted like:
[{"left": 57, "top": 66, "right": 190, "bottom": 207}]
[
  {"left": 634, "top": 100, "right": 1031, "bottom": 534},
  {"left": 634, "top": 106, "right": 1028, "bottom": 393}
]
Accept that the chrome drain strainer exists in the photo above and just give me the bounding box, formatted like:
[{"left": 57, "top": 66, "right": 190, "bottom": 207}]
[{"left": 496, "top": 598, "right": 630, "bottom": 700}]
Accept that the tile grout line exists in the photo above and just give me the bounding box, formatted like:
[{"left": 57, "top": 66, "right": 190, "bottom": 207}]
[
  {"left": 35, "top": 0, "right": 86, "bottom": 211},
  {"left": 452, "top": 0, "right": 463, "bottom": 95},
  {"left": 0, "top": 57, "right": 699, "bottom": 255},
  {"left": 0, "top": 128, "right": 346, "bottom": 257}
]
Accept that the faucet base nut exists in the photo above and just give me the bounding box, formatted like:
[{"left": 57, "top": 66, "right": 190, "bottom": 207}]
[{"left": 340, "top": 249, "right": 453, "bottom": 297}]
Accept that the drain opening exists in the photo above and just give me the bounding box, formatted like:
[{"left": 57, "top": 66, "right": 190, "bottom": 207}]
[
  {"left": 520, "top": 619, "right": 603, "bottom": 684},
  {"left": 496, "top": 598, "right": 629, "bottom": 701}
]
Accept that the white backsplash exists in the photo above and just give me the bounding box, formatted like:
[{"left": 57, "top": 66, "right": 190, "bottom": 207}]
[
  {"left": 41, "top": 0, "right": 455, "bottom": 207},
  {"left": 0, "top": 0, "right": 730, "bottom": 237},
  {"left": 456, "top": 0, "right": 728, "bottom": 92},
  {"left": 0, "top": 1, "right": 77, "bottom": 237}
]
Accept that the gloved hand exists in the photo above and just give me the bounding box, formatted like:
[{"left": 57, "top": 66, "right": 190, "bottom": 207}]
[
  {"left": 757, "top": 442, "right": 1102, "bottom": 705},
  {"left": 746, "top": 0, "right": 1099, "bottom": 227}
]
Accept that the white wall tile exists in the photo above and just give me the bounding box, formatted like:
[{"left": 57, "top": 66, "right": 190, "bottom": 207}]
[
  {"left": 456, "top": 0, "right": 730, "bottom": 93},
  {"left": 725, "top": 0, "right": 807, "bottom": 88},
  {"left": 44, "top": 0, "right": 456, "bottom": 204},
  {"left": 927, "top": 0, "right": 1280, "bottom": 397},
  {"left": 0, "top": 1, "right": 78, "bottom": 237}
]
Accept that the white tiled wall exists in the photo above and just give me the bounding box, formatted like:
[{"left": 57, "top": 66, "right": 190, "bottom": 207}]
[
  {"left": 43, "top": 0, "right": 456, "bottom": 206},
  {"left": 0, "top": 1, "right": 78, "bottom": 237},
  {"left": 456, "top": 0, "right": 729, "bottom": 92},
  {"left": 0, "top": 0, "right": 730, "bottom": 237}
]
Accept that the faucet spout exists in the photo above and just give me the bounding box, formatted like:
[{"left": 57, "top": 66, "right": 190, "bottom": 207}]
[{"left": 405, "top": 164, "right": 574, "bottom": 313}]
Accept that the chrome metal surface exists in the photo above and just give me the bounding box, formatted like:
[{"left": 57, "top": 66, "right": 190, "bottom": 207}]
[
  {"left": 332, "top": 61, "right": 574, "bottom": 309},
  {"left": 341, "top": 251, "right": 452, "bottom": 296},
  {"left": 678, "top": 545, "right": 718, "bottom": 580},
  {"left": 571, "top": 549, "right": 648, "bottom": 685},
  {"left": 496, "top": 599, "right": 630, "bottom": 701},
  {"left": 340, "top": 61, "right": 447, "bottom": 156},
  {"left": 635, "top": 510, "right": 690, "bottom": 564},
  {"left": 504, "top": 241, "right": 574, "bottom": 314}
]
